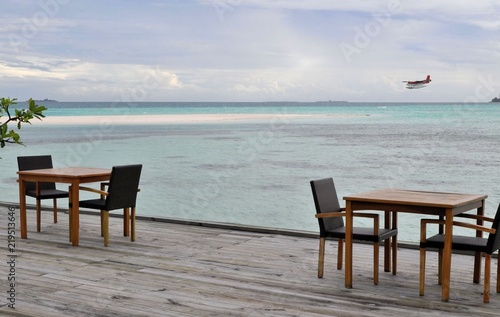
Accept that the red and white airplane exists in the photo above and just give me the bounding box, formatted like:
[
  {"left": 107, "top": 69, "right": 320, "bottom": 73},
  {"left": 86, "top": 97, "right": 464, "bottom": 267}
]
[{"left": 403, "top": 75, "right": 431, "bottom": 89}]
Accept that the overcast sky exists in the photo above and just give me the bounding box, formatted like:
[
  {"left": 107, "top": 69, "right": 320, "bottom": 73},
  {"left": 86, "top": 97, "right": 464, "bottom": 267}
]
[{"left": 2, "top": 0, "right": 500, "bottom": 102}]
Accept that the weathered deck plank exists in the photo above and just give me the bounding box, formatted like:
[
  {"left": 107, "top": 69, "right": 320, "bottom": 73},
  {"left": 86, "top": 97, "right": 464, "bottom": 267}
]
[{"left": 0, "top": 205, "right": 499, "bottom": 317}]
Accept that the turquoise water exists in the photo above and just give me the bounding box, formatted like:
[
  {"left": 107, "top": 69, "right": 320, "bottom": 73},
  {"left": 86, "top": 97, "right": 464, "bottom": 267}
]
[{"left": 2, "top": 102, "right": 500, "bottom": 243}]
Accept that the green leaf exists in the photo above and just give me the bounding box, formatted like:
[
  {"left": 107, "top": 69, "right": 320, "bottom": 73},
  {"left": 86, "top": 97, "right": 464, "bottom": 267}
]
[{"left": 0, "top": 97, "right": 44, "bottom": 157}]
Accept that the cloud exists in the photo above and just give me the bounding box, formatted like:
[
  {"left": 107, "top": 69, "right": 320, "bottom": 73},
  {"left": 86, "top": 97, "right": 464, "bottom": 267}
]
[{"left": 1, "top": 0, "right": 499, "bottom": 102}]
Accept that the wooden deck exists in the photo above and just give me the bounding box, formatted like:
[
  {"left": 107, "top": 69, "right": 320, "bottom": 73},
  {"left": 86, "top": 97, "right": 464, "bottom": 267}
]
[{"left": 1, "top": 205, "right": 499, "bottom": 317}]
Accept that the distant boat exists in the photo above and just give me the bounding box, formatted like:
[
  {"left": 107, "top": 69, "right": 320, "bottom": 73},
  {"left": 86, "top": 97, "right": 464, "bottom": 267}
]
[{"left": 491, "top": 97, "right": 500, "bottom": 103}]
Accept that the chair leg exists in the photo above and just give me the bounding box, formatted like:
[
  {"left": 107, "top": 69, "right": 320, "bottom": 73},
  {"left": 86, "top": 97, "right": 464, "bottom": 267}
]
[
  {"left": 392, "top": 211, "right": 398, "bottom": 275},
  {"left": 52, "top": 198, "right": 58, "bottom": 224},
  {"left": 474, "top": 251, "right": 482, "bottom": 284},
  {"left": 419, "top": 247, "right": 426, "bottom": 296},
  {"left": 497, "top": 253, "right": 500, "bottom": 294},
  {"left": 374, "top": 242, "right": 379, "bottom": 285},
  {"left": 131, "top": 207, "right": 136, "bottom": 242},
  {"left": 123, "top": 208, "right": 130, "bottom": 237},
  {"left": 392, "top": 235, "right": 397, "bottom": 275},
  {"left": 68, "top": 187, "right": 72, "bottom": 242},
  {"left": 337, "top": 239, "right": 343, "bottom": 270},
  {"left": 318, "top": 237, "right": 325, "bottom": 278},
  {"left": 384, "top": 211, "right": 391, "bottom": 273},
  {"left": 100, "top": 211, "right": 104, "bottom": 237},
  {"left": 384, "top": 238, "right": 390, "bottom": 272},
  {"left": 102, "top": 210, "right": 109, "bottom": 247},
  {"left": 484, "top": 253, "right": 491, "bottom": 303},
  {"left": 36, "top": 199, "right": 42, "bottom": 232},
  {"left": 438, "top": 249, "right": 443, "bottom": 285},
  {"left": 68, "top": 209, "right": 72, "bottom": 242}
]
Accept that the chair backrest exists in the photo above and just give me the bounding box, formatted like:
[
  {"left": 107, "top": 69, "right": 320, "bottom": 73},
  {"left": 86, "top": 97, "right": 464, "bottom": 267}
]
[
  {"left": 104, "top": 164, "right": 142, "bottom": 211},
  {"left": 17, "top": 155, "right": 56, "bottom": 192},
  {"left": 310, "top": 178, "right": 344, "bottom": 236},
  {"left": 486, "top": 203, "right": 500, "bottom": 254}
]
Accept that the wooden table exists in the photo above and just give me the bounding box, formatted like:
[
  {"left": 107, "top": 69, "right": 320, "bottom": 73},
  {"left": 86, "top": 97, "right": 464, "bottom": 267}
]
[
  {"left": 18, "top": 167, "right": 111, "bottom": 246},
  {"left": 343, "top": 188, "right": 487, "bottom": 302}
]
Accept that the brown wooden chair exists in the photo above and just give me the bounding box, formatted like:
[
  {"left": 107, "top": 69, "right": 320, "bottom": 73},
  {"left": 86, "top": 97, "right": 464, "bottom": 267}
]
[
  {"left": 419, "top": 203, "right": 500, "bottom": 303},
  {"left": 78, "top": 164, "right": 142, "bottom": 246},
  {"left": 17, "top": 155, "right": 69, "bottom": 232},
  {"left": 310, "top": 178, "right": 398, "bottom": 285}
]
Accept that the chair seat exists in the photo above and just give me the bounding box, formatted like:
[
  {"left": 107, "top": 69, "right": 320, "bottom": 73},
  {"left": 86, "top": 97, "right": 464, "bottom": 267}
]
[
  {"left": 421, "top": 234, "right": 488, "bottom": 253},
  {"left": 419, "top": 205, "right": 500, "bottom": 303},
  {"left": 26, "top": 189, "right": 69, "bottom": 199},
  {"left": 324, "top": 227, "right": 398, "bottom": 243},
  {"left": 79, "top": 199, "right": 106, "bottom": 210}
]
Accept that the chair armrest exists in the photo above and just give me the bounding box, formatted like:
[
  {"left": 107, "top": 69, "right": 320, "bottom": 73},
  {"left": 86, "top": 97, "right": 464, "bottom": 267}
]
[
  {"left": 421, "top": 219, "right": 444, "bottom": 226},
  {"left": 420, "top": 218, "right": 495, "bottom": 242},
  {"left": 455, "top": 213, "right": 494, "bottom": 223},
  {"left": 316, "top": 212, "right": 382, "bottom": 234},
  {"left": 315, "top": 212, "right": 346, "bottom": 218},
  {"left": 451, "top": 221, "right": 495, "bottom": 235},
  {"left": 420, "top": 219, "right": 444, "bottom": 242},
  {"left": 351, "top": 213, "right": 380, "bottom": 234},
  {"left": 315, "top": 211, "right": 378, "bottom": 219},
  {"left": 79, "top": 186, "right": 109, "bottom": 196}
]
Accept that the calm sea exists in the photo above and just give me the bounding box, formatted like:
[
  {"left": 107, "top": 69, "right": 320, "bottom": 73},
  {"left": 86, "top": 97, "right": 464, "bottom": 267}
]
[{"left": 2, "top": 101, "right": 500, "bottom": 243}]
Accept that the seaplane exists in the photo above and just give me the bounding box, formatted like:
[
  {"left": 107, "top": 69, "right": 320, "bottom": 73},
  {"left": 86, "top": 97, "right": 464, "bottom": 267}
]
[{"left": 403, "top": 75, "right": 431, "bottom": 89}]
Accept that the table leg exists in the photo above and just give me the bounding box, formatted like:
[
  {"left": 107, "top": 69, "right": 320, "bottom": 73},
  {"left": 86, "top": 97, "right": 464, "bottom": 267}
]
[
  {"left": 392, "top": 212, "right": 398, "bottom": 275},
  {"left": 35, "top": 182, "right": 41, "bottom": 232},
  {"left": 19, "top": 178, "right": 27, "bottom": 239},
  {"left": 70, "top": 180, "right": 80, "bottom": 246},
  {"left": 441, "top": 208, "right": 453, "bottom": 302},
  {"left": 345, "top": 201, "right": 353, "bottom": 288},
  {"left": 384, "top": 211, "right": 390, "bottom": 272},
  {"left": 473, "top": 202, "right": 485, "bottom": 283}
]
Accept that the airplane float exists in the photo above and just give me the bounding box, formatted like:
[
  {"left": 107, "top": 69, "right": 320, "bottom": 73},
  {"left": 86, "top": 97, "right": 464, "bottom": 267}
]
[{"left": 402, "top": 75, "right": 431, "bottom": 89}]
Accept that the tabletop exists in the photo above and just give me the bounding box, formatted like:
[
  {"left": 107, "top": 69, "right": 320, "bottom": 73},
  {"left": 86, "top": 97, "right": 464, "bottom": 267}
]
[
  {"left": 344, "top": 188, "right": 487, "bottom": 208},
  {"left": 17, "top": 167, "right": 111, "bottom": 178}
]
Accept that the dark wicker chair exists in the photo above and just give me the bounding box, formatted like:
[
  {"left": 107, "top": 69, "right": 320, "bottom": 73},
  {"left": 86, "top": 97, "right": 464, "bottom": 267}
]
[
  {"left": 419, "top": 203, "right": 500, "bottom": 303},
  {"left": 78, "top": 164, "right": 142, "bottom": 246},
  {"left": 17, "top": 155, "right": 69, "bottom": 232},
  {"left": 310, "top": 178, "right": 398, "bottom": 285}
]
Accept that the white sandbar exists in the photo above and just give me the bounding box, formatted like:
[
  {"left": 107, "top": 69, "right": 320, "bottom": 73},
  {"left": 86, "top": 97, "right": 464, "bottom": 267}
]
[{"left": 39, "top": 113, "right": 354, "bottom": 125}]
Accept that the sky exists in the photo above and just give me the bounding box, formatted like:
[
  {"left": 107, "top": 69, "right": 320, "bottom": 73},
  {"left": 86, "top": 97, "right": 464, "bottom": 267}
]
[{"left": 1, "top": 0, "right": 500, "bottom": 103}]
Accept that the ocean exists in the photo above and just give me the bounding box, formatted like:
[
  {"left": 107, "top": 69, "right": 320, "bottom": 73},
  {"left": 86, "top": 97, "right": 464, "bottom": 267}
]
[{"left": 2, "top": 101, "right": 500, "bottom": 243}]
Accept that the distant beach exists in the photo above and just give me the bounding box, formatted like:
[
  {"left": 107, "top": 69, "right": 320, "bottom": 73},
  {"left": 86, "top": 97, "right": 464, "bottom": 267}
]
[{"left": 40, "top": 113, "right": 354, "bottom": 125}]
